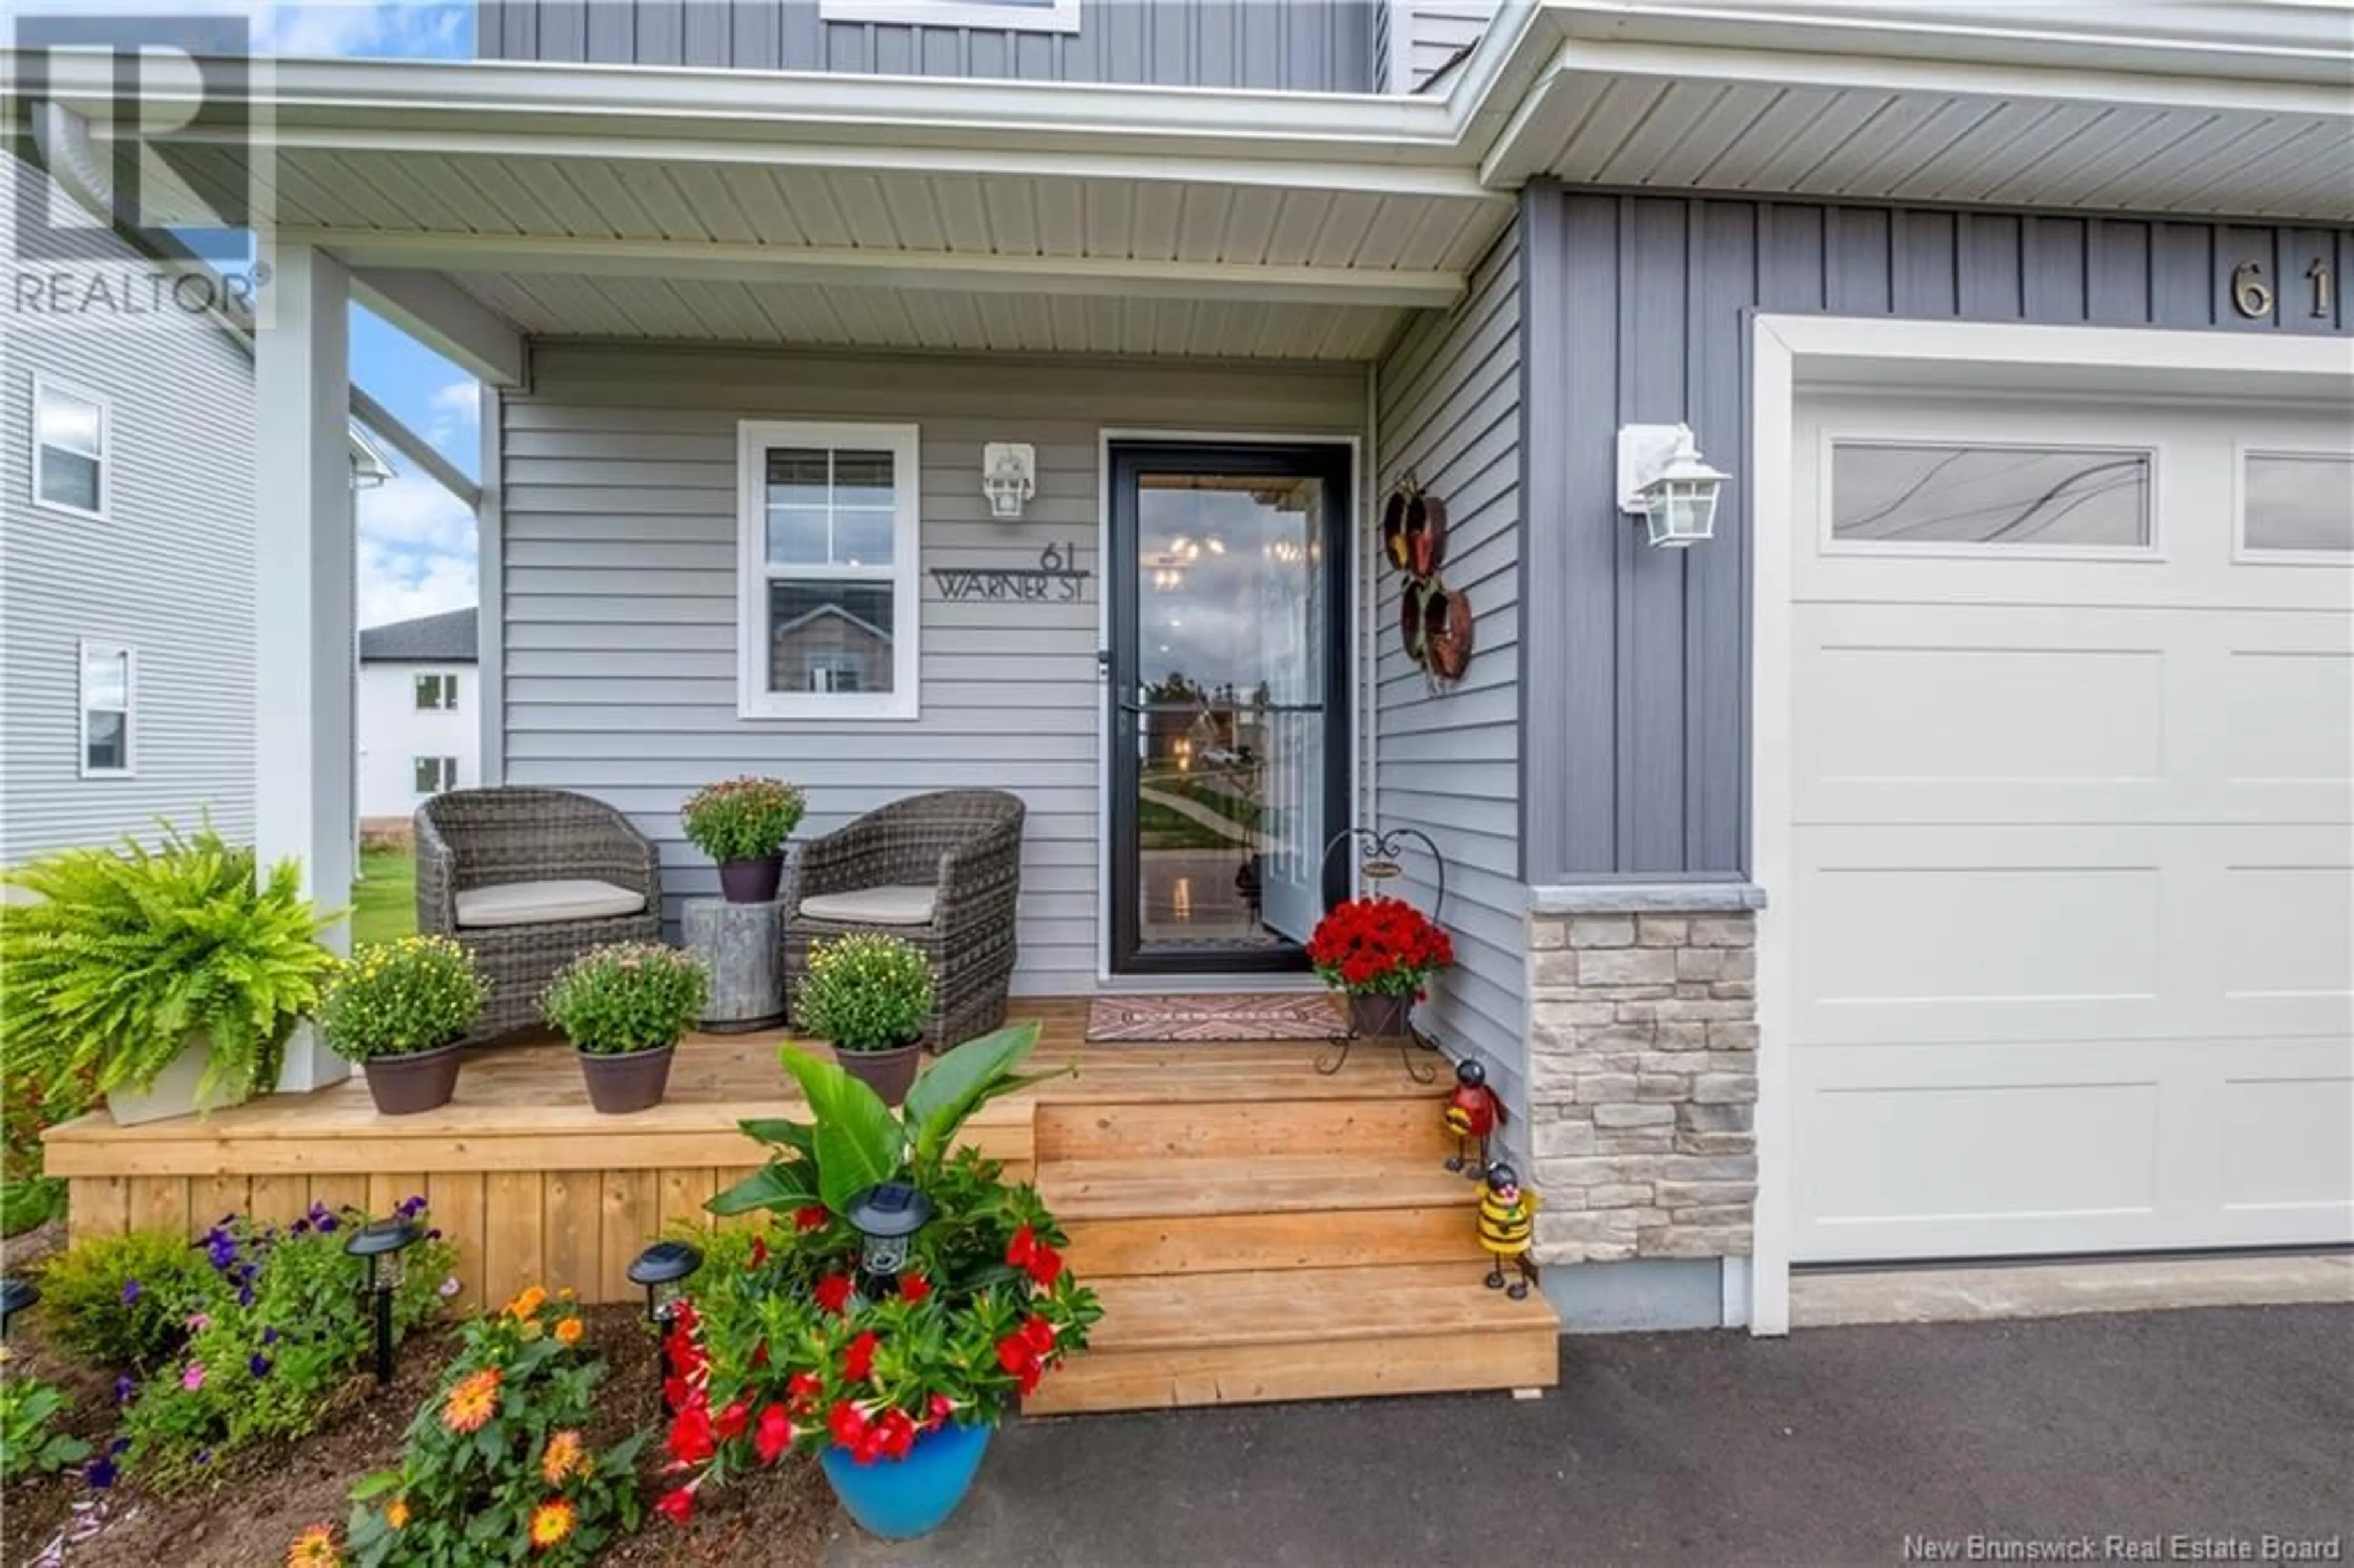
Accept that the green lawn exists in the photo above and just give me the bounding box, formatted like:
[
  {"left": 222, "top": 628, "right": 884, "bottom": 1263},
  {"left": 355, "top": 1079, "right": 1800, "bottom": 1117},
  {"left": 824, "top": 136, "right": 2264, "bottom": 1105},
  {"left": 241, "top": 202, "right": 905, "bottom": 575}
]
[{"left": 351, "top": 848, "right": 417, "bottom": 947}]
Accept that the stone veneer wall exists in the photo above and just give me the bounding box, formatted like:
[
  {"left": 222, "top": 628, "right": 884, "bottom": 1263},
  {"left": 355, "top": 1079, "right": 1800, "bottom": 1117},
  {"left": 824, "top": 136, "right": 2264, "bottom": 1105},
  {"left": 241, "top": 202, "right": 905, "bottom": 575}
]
[{"left": 1527, "top": 910, "right": 1758, "bottom": 1265}]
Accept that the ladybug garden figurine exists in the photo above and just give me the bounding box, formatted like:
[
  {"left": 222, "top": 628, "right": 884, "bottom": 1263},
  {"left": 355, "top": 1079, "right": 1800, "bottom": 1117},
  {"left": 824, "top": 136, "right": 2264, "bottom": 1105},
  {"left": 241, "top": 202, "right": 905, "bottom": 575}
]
[
  {"left": 1477, "top": 1162, "right": 1538, "bottom": 1300},
  {"left": 1443, "top": 1058, "right": 1505, "bottom": 1176}
]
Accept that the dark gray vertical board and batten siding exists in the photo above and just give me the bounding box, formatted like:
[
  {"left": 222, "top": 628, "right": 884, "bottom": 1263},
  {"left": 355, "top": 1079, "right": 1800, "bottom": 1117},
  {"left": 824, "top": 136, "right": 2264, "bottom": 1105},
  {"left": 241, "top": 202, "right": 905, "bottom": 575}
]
[
  {"left": 1374, "top": 221, "right": 1526, "bottom": 1128},
  {"left": 496, "top": 346, "right": 1366, "bottom": 995},
  {"left": 479, "top": 0, "right": 1377, "bottom": 91},
  {"left": 1520, "top": 183, "right": 2354, "bottom": 886}
]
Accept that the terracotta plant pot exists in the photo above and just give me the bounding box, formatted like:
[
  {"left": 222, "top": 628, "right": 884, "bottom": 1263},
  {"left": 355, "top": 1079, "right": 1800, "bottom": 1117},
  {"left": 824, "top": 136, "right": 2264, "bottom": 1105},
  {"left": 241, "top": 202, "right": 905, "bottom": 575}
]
[
  {"left": 837, "top": 1040, "right": 923, "bottom": 1108},
  {"left": 578, "top": 1043, "right": 676, "bottom": 1114},
  {"left": 717, "top": 853, "right": 785, "bottom": 904},
  {"left": 1347, "top": 992, "right": 1412, "bottom": 1041},
  {"left": 360, "top": 1040, "right": 465, "bottom": 1116}
]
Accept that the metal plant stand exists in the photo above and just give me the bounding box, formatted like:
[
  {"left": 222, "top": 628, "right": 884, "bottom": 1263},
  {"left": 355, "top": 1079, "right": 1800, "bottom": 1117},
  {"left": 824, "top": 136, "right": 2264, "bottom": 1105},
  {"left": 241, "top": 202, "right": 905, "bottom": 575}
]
[
  {"left": 1314, "top": 826, "right": 1446, "bottom": 1083},
  {"left": 681, "top": 895, "right": 790, "bottom": 1033}
]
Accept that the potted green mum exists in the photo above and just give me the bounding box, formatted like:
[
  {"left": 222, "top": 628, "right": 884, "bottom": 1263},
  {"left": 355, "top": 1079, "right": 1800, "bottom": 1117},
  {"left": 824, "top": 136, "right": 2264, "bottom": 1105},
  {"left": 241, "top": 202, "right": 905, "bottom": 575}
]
[
  {"left": 317, "top": 936, "right": 490, "bottom": 1115},
  {"left": 794, "top": 934, "right": 934, "bottom": 1106},
  {"left": 682, "top": 776, "right": 806, "bottom": 904},
  {"left": 542, "top": 943, "right": 710, "bottom": 1114},
  {"left": 1, "top": 826, "right": 338, "bottom": 1124}
]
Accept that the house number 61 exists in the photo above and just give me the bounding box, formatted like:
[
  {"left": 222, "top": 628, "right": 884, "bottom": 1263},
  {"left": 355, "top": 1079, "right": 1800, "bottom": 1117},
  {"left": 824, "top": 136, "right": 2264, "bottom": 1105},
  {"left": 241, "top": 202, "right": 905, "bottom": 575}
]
[{"left": 2230, "top": 257, "right": 2336, "bottom": 320}]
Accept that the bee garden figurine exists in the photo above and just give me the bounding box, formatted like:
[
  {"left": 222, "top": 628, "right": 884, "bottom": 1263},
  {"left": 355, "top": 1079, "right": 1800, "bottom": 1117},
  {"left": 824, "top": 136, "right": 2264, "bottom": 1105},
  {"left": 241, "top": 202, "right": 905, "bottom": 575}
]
[
  {"left": 1442, "top": 1058, "right": 1505, "bottom": 1176},
  {"left": 1477, "top": 1162, "right": 1538, "bottom": 1300}
]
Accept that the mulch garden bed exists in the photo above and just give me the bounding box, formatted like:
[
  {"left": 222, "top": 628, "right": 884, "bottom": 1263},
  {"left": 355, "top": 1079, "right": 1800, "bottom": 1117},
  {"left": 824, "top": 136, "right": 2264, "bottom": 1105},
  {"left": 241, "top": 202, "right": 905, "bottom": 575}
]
[{"left": 3, "top": 1301, "right": 841, "bottom": 1567}]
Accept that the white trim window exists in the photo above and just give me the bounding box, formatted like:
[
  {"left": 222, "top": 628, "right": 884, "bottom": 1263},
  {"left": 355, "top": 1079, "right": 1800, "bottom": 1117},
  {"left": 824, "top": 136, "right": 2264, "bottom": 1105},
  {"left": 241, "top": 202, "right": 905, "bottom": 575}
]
[
  {"left": 78, "top": 640, "right": 134, "bottom": 776},
  {"left": 737, "top": 420, "right": 921, "bottom": 721},
  {"left": 413, "top": 755, "right": 457, "bottom": 794},
  {"left": 819, "top": 0, "right": 1081, "bottom": 34},
  {"left": 414, "top": 671, "right": 460, "bottom": 710},
  {"left": 33, "top": 375, "right": 109, "bottom": 520}
]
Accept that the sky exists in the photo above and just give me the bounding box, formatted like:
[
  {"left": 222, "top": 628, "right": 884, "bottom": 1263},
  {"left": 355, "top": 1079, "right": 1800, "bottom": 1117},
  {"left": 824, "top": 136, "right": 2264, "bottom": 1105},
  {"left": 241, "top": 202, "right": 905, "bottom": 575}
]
[{"left": 252, "top": 2, "right": 484, "bottom": 627}]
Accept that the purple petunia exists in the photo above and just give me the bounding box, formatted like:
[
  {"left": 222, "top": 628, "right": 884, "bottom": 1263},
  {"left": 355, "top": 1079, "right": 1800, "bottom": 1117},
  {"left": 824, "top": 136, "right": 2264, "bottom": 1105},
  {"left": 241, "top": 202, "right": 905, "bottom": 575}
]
[
  {"left": 248, "top": 1353, "right": 272, "bottom": 1379},
  {"left": 84, "top": 1458, "right": 116, "bottom": 1491},
  {"left": 119, "top": 1279, "right": 141, "bottom": 1304},
  {"left": 261, "top": 1326, "right": 278, "bottom": 1345},
  {"left": 113, "top": 1375, "right": 135, "bottom": 1405}
]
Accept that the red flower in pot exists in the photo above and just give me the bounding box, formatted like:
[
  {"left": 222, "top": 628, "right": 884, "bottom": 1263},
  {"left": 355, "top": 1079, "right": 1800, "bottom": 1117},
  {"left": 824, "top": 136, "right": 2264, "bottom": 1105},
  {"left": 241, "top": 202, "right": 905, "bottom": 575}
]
[{"left": 1306, "top": 896, "right": 1455, "bottom": 1039}]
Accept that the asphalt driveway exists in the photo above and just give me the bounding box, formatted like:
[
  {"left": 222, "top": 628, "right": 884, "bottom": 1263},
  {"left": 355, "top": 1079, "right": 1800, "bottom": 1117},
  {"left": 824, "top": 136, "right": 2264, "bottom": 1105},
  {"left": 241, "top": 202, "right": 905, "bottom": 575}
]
[{"left": 831, "top": 1304, "right": 2353, "bottom": 1567}]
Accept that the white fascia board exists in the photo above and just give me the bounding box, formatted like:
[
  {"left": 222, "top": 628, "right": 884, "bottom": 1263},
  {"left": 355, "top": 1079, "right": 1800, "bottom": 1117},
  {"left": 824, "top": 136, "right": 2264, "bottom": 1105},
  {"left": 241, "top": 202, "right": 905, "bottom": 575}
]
[
  {"left": 349, "top": 386, "right": 482, "bottom": 512},
  {"left": 351, "top": 268, "right": 527, "bottom": 389},
  {"left": 305, "top": 230, "right": 1467, "bottom": 311}
]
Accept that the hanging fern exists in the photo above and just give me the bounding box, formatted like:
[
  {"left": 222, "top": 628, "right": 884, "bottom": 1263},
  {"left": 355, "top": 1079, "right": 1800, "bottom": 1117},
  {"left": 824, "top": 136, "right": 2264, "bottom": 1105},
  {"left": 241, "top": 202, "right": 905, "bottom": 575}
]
[{"left": 0, "top": 826, "right": 340, "bottom": 1106}]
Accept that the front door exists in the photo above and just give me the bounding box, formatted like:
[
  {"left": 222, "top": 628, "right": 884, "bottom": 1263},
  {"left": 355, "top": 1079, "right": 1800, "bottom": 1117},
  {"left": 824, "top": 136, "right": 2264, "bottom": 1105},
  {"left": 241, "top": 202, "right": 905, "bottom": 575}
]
[{"left": 1107, "top": 441, "right": 1352, "bottom": 975}]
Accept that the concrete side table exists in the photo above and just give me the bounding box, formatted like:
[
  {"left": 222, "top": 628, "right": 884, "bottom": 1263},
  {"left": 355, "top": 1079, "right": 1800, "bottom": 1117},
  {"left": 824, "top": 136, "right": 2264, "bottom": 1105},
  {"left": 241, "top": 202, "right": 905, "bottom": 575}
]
[{"left": 681, "top": 895, "right": 789, "bottom": 1033}]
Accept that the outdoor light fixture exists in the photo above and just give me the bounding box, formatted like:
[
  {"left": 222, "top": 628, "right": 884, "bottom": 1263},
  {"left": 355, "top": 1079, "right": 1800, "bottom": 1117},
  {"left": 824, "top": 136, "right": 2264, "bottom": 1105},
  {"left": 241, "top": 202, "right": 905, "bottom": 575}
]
[
  {"left": 0, "top": 1277, "right": 39, "bottom": 1339},
  {"left": 345, "top": 1217, "right": 421, "bottom": 1385},
  {"left": 628, "top": 1239, "right": 704, "bottom": 1415},
  {"left": 981, "top": 442, "right": 1036, "bottom": 520},
  {"left": 846, "top": 1181, "right": 934, "bottom": 1285},
  {"left": 1617, "top": 423, "right": 1729, "bottom": 548}
]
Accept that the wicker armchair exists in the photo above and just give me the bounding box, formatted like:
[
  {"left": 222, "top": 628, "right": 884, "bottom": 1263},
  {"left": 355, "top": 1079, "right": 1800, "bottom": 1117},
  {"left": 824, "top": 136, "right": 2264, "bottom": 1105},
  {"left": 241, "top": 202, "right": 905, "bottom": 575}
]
[
  {"left": 415, "top": 787, "right": 663, "bottom": 1041},
  {"left": 784, "top": 790, "right": 1025, "bottom": 1053}
]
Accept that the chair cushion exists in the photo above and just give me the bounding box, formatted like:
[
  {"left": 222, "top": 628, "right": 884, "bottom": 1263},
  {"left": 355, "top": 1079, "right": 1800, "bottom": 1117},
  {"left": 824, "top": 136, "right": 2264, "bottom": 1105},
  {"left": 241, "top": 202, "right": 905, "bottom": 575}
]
[
  {"left": 798, "top": 884, "right": 937, "bottom": 926},
  {"left": 455, "top": 879, "right": 647, "bottom": 929}
]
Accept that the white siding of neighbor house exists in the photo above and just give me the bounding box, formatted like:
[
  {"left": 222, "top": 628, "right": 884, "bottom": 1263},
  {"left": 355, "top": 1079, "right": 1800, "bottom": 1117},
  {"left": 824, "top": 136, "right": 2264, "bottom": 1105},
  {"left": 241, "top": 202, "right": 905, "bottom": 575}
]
[
  {"left": 1393, "top": 0, "right": 1493, "bottom": 90},
  {"left": 357, "top": 663, "right": 482, "bottom": 820},
  {"left": 497, "top": 345, "right": 1366, "bottom": 995},
  {"left": 0, "top": 158, "right": 256, "bottom": 866},
  {"left": 1373, "top": 219, "right": 1525, "bottom": 1133}
]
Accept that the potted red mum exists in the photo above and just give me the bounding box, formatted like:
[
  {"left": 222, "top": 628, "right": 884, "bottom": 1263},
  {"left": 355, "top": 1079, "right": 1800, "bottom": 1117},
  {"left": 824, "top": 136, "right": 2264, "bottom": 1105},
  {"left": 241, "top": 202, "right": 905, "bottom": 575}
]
[
  {"left": 1306, "top": 895, "right": 1455, "bottom": 1040},
  {"left": 660, "top": 1022, "right": 1097, "bottom": 1540}
]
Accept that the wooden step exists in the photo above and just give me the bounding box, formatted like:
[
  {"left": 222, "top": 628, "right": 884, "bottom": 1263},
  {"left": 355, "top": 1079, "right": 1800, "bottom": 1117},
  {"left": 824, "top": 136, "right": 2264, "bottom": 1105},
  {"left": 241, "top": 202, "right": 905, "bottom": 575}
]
[
  {"left": 1038, "top": 1155, "right": 1480, "bottom": 1221},
  {"left": 1038, "top": 1097, "right": 1455, "bottom": 1162},
  {"left": 1027, "top": 1263, "right": 1559, "bottom": 1415},
  {"left": 1065, "top": 1203, "right": 1487, "bottom": 1277}
]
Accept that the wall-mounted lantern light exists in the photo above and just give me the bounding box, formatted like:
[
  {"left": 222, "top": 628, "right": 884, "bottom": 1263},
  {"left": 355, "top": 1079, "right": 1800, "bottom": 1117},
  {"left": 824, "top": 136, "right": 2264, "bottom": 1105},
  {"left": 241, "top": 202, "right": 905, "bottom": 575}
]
[
  {"left": 1617, "top": 424, "right": 1728, "bottom": 548},
  {"left": 981, "top": 443, "right": 1036, "bottom": 520},
  {"left": 345, "top": 1217, "right": 421, "bottom": 1385}
]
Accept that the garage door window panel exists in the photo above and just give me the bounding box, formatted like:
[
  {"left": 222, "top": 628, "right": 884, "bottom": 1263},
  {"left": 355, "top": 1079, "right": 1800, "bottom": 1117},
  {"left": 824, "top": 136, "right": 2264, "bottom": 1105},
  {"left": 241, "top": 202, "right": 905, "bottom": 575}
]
[
  {"left": 2239, "top": 449, "right": 2354, "bottom": 558},
  {"left": 1826, "top": 441, "right": 2154, "bottom": 555}
]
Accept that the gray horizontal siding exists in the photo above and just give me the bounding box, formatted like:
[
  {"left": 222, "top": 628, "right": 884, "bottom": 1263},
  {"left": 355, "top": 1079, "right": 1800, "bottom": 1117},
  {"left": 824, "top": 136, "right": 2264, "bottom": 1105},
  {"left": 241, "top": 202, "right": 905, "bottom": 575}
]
[
  {"left": 481, "top": 0, "right": 1377, "bottom": 91},
  {"left": 1374, "top": 218, "right": 1525, "bottom": 1135},
  {"left": 1522, "top": 185, "right": 2354, "bottom": 885},
  {"left": 499, "top": 344, "right": 1366, "bottom": 995},
  {"left": 0, "top": 156, "right": 256, "bottom": 866}
]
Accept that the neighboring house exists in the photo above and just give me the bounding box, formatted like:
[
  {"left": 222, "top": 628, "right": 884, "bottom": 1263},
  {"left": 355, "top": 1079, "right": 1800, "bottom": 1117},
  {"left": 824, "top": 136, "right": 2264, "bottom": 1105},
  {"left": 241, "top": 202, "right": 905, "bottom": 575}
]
[
  {"left": 0, "top": 152, "right": 394, "bottom": 869},
  {"left": 357, "top": 607, "right": 481, "bottom": 821},
  {"left": 57, "top": 0, "right": 2350, "bottom": 1336}
]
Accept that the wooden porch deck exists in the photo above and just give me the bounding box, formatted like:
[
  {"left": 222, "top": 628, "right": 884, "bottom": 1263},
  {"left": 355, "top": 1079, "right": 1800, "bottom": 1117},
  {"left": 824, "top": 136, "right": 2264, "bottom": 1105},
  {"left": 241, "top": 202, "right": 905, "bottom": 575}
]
[{"left": 46, "top": 999, "right": 1558, "bottom": 1411}]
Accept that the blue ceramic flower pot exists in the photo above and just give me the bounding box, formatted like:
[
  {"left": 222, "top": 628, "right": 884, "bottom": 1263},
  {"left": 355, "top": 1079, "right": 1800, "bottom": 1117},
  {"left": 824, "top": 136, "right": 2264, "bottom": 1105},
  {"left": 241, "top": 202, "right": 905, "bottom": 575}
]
[{"left": 819, "top": 1420, "right": 993, "bottom": 1539}]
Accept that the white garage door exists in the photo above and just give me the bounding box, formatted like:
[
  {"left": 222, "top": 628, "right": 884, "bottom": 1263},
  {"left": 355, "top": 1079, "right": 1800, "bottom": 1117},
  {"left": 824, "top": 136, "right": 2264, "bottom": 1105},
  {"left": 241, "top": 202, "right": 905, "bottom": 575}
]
[{"left": 1788, "top": 392, "right": 2354, "bottom": 1264}]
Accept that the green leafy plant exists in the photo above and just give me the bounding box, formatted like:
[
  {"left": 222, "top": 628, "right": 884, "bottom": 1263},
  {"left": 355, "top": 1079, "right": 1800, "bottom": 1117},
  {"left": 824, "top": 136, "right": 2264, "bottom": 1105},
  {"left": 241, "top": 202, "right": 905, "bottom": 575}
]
[
  {"left": 0, "top": 826, "right": 340, "bottom": 1105},
  {"left": 119, "top": 1201, "right": 457, "bottom": 1490},
  {"left": 661, "top": 1022, "right": 1095, "bottom": 1524},
  {"left": 345, "top": 1284, "right": 644, "bottom": 1567},
  {"left": 3, "top": 1057, "right": 91, "bottom": 1238},
  {"left": 0, "top": 1377, "right": 92, "bottom": 1480},
  {"left": 316, "top": 935, "right": 489, "bottom": 1062},
  {"left": 38, "top": 1228, "right": 220, "bottom": 1371},
  {"left": 793, "top": 933, "right": 934, "bottom": 1054},
  {"left": 680, "top": 776, "right": 806, "bottom": 863},
  {"left": 541, "top": 943, "right": 709, "bottom": 1056}
]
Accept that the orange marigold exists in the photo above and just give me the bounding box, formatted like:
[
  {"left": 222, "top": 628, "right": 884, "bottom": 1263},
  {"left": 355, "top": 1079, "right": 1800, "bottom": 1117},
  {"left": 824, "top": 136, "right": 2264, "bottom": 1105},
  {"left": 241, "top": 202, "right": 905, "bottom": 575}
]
[
  {"left": 553, "top": 1315, "right": 584, "bottom": 1346},
  {"left": 286, "top": 1525, "right": 341, "bottom": 1568},
  {"left": 384, "top": 1498, "right": 411, "bottom": 1531},
  {"left": 441, "top": 1368, "right": 503, "bottom": 1433},
  {"left": 539, "top": 1428, "right": 589, "bottom": 1485},
  {"left": 528, "top": 1500, "right": 578, "bottom": 1551},
  {"left": 505, "top": 1285, "right": 549, "bottom": 1320}
]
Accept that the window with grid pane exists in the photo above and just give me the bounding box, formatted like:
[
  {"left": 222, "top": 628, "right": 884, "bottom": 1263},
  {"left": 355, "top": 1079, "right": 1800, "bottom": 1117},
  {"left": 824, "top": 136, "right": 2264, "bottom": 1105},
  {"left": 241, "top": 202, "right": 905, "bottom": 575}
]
[
  {"left": 79, "top": 641, "right": 132, "bottom": 775},
  {"left": 737, "top": 422, "right": 920, "bottom": 720}
]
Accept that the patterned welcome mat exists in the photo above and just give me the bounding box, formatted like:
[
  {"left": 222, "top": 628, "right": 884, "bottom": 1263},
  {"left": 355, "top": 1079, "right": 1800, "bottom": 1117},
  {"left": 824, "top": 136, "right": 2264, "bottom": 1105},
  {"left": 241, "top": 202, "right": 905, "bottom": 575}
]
[{"left": 1086, "top": 994, "right": 1343, "bottom": 1043}]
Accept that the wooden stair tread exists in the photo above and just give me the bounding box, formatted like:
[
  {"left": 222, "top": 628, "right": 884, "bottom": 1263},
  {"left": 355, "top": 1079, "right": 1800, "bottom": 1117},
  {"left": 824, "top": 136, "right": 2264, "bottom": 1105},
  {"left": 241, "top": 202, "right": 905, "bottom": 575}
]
[
  {"left": 1039, "top": 1155, "right": 1480, "bottom": 1219},
  {"left": 1083, "top": 1263, "right": 1558, "bottom": 1351}
]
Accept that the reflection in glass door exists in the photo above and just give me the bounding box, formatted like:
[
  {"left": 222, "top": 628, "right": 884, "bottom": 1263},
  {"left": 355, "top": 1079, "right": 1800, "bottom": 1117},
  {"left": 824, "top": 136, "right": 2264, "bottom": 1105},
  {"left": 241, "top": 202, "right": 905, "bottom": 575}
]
[{"left": 1108, "top": 443, "right": 1352, "bottom": 974}]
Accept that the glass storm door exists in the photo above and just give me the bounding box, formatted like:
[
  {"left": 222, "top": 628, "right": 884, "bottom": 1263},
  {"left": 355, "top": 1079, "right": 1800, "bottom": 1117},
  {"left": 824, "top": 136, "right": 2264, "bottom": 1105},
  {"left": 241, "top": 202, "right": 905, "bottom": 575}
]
[{"left": 1107, "top": 442, "right": 1352, "bottom": 975}]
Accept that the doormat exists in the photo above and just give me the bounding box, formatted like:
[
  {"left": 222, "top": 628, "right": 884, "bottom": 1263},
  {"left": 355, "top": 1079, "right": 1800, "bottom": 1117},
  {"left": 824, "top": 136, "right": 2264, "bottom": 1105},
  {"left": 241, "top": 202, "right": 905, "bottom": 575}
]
[{"left": 1086, "top": 994, "right": 1343, "bottom": 1043}]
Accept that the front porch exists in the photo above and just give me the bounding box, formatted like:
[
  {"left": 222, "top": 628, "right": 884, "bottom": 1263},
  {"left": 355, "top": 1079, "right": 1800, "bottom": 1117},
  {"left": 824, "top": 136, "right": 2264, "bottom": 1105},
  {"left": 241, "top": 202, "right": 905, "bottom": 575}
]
[{"left": 46, "top": 1001, "right": 1560, "bottom": 1414}]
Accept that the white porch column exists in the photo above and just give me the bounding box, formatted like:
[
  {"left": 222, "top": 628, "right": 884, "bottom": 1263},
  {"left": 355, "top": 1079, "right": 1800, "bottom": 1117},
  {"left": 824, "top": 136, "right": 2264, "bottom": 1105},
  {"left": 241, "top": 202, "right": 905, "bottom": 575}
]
[{"left": 254, "top": 243, "right": 355, "bottom": 1093}]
